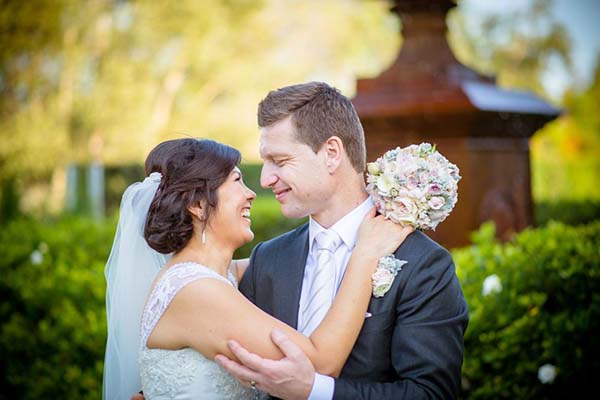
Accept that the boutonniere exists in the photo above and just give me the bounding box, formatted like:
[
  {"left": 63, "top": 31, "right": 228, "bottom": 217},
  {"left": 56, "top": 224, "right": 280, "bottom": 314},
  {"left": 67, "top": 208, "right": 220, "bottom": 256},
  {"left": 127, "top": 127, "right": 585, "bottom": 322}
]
[{"left": 372, "top": 255, "right": 407, "bottom": 298}]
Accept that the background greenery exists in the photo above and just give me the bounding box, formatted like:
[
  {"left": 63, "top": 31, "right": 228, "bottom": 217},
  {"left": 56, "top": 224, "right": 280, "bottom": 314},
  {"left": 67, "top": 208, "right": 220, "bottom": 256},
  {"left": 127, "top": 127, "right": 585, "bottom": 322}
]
[{"left": 456, "top": 220, "right": 599, "bottom": 399}]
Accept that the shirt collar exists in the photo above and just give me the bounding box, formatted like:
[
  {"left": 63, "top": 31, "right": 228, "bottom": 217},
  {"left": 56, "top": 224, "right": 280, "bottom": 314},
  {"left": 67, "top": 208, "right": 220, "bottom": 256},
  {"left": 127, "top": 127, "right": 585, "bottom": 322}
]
[{"left": 308, "top": 197, "right": 374, "bottom": 252}]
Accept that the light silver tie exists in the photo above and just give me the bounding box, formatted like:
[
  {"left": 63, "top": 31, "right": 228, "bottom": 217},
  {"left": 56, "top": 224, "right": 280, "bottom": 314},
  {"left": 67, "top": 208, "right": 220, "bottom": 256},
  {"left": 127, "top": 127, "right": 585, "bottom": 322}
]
[{"left": 301, "top": 230, "right": 342, "bottom": 336}]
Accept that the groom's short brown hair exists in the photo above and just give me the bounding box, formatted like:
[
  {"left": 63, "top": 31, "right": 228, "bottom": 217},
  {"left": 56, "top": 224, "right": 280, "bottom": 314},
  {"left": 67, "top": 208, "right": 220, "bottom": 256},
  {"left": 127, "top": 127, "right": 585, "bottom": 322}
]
[{"left": 258, "top": 82, "right": 366, "bottom": 173}]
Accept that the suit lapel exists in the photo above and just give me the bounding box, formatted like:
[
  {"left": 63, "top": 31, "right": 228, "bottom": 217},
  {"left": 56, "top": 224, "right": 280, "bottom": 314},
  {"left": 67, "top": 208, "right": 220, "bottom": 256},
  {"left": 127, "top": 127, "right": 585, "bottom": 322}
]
[{"left": 272, "top": 224, "right": 309, "bottom": 329}]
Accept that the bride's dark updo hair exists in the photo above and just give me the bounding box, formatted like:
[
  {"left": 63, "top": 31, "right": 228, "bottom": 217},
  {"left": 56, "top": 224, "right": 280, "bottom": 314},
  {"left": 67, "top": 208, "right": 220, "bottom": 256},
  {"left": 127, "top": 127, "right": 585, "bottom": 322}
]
[{"left": 144, "top": 138, "right": 241, "bottom": 254}]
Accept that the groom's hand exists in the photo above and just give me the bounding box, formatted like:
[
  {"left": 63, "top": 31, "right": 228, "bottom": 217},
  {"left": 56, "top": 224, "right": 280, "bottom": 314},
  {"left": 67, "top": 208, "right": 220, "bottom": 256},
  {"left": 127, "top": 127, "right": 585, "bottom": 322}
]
[{"left": 215, "top": 328, "right": 315, "bottom": 400}]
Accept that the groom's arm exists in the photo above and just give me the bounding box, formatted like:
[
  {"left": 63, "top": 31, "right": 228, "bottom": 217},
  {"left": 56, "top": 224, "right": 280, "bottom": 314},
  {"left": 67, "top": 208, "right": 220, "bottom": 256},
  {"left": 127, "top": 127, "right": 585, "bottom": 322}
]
[{"left": 333, "top": 247, "right": 469, "bottom": 399}]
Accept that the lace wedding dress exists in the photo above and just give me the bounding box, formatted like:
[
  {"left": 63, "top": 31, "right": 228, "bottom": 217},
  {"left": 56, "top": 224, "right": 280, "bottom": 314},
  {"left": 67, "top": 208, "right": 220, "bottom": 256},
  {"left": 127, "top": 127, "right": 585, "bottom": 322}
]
[{"left": 139, "top": 262, "right": 265, "bottom": 399}]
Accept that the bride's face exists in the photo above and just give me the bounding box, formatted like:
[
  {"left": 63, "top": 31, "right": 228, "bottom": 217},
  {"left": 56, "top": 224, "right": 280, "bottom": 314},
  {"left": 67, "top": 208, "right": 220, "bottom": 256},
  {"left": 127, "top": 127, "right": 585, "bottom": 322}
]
[{"left": 208, "top": 167, "right": 256, "bottom": 248}]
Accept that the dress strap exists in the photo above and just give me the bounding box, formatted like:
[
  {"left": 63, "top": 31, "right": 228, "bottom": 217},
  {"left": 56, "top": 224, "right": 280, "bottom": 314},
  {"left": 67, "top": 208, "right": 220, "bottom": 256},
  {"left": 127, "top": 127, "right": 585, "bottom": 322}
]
[{"left": 140, "top": 262, "right": 231, "bottom": 349}]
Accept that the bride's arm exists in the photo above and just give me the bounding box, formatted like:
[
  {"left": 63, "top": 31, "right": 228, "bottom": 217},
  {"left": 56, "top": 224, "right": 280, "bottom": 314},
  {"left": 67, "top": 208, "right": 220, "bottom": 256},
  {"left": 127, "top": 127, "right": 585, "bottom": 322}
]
[
  {"left": 230, "top": 258, "right": 249, "bottom": 282},
  {"left": 173, "top": 212, "right": 413, "bottom": 377}
]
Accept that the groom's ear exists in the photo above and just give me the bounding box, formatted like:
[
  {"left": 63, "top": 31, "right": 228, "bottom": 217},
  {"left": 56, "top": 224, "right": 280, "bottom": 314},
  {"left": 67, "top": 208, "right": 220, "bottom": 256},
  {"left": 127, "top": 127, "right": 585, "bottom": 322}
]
[{"left": 323, "top": 136, "right": 343, "bottom": 174}]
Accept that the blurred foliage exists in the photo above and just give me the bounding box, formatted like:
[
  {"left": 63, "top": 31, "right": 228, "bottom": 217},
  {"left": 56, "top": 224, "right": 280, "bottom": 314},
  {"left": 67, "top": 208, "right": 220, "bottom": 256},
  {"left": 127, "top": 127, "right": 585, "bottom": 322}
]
[
  {"left": 531, "top": 60, "right": 600, "bottom": 201},
  {"left": 449, "top": 0, "right": 572, "bottom": 98},
  {"left": 104, "top": 163, "right": 145, "bottom": 215},
  {"left": 449, "top": 0, "right": 600, "bottom": 201},
  {"left": 0, "top": 0, "right": 399, "bottom": 183},
  {"left": 455, "top": 221, "right": 600, "bottom": 399},
  {"left": 536, "top": 199, "right": 600, "bottom": 226},
  {"left": 0, "top": 216, "right": 113, "bottom": 399}
]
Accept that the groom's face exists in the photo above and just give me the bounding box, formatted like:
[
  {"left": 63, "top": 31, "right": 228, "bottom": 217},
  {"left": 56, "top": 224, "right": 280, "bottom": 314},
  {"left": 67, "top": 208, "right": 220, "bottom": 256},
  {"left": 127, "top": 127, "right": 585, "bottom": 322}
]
[{"left": 259, "top": 116, "right": 331, "bottom": 219}]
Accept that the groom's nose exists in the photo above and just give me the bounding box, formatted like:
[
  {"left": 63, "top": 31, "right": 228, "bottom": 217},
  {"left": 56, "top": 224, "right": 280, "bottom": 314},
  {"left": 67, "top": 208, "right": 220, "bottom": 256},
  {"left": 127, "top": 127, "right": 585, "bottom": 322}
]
[{"left": 260, "top": 164, "right": 278, "bottom": 189}]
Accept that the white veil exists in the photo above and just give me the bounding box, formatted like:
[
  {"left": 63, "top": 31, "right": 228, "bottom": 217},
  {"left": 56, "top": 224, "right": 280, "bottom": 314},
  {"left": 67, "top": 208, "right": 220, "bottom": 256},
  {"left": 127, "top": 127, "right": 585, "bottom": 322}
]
[{"left": 103, "top": 172, "right": 170, "bottom": 400}]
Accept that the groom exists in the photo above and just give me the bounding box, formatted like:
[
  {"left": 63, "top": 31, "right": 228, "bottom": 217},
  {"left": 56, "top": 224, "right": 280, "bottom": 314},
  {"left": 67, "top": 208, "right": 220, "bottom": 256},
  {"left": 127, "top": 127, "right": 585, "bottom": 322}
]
[{"left": 216, "top": 82, "right": 469, "bottom": 399}]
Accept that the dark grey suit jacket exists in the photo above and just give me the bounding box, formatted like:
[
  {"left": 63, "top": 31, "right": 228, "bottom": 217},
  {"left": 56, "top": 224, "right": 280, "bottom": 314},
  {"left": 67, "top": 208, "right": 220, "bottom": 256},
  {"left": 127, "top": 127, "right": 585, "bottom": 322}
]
[{"left": 239, "top": 223, "right": 468, "bottom": 399}]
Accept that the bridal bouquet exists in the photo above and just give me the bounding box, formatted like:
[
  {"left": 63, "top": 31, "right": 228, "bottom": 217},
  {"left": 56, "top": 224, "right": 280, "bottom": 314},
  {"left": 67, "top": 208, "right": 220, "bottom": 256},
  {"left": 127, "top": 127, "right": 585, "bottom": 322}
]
[{"left": 366, "top": 142, "right": 461, "bottom": 231}]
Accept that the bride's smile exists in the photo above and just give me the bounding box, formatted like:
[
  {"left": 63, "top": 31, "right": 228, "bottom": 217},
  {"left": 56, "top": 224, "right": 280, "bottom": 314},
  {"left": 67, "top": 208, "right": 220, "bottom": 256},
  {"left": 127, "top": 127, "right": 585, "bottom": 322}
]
[{"left": 208, "top": 167, "right": 256, "bottom": 249}]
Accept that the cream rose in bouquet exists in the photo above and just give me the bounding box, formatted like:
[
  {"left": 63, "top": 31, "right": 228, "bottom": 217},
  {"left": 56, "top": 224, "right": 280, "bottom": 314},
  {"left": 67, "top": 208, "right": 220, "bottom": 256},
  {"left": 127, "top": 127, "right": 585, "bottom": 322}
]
[
  {"left": 366, "top": 142, "right": 461, "bottom": 230},
  {"left": 366, "top": 143, "right": 461, "bottom": 297}
]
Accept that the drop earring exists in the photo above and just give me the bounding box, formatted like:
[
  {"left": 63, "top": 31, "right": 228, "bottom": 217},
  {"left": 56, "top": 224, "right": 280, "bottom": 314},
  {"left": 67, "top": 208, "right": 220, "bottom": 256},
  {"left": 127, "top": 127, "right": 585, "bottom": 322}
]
[{"left": 200, "top": 213, "right": 207, "bottom": 244}]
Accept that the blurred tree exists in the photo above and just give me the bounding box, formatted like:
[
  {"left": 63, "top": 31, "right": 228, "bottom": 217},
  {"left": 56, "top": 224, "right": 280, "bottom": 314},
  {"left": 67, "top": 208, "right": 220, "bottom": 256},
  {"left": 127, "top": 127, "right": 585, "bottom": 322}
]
[
  {"left": 531, "top": 58, "right": 600, "bottom": 200},
  {"left": 0, "top": 0, "right": 72, "bottom": 219},
  {"left": 0, "top": 0, "right": 399, "bottom": 218},
  {"left": 448, "top": 0, "right": 599, "bottom": 201},
  {"left": 449, "top": 0, "right": 572, "bottom": 101}
]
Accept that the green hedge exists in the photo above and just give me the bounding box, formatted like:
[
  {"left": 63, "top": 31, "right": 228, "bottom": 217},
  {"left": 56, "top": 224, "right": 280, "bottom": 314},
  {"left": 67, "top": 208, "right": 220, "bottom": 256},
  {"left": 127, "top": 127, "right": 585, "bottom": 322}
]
[
  {"left": 535, "top": 199, "right": 600, "bottom": 227},
  {"left": 454, "top": 221, "right": 600, "bottom": 399},
  {"left": 0, "top": 216, "right": 114, "bottom": 399}
]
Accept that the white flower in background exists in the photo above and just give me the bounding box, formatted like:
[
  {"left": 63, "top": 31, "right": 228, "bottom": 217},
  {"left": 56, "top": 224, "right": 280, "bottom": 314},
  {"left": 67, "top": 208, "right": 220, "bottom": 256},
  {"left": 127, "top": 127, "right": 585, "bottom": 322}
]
[
  {"left": 482, "top": 274, "right": 502, "bottom": 296},
  {"left": 30, "top": 250, "right": 43, "bottom": 265},
  {"left": 538, "top": 364, "right": 557, "bottom": 384}
]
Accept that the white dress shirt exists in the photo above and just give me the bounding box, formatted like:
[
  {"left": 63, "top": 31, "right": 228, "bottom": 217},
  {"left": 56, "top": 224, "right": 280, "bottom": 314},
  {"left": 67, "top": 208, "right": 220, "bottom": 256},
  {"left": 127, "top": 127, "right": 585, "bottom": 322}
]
[{"left": 302, "top": 197, "right": 374, "bottom": 400}]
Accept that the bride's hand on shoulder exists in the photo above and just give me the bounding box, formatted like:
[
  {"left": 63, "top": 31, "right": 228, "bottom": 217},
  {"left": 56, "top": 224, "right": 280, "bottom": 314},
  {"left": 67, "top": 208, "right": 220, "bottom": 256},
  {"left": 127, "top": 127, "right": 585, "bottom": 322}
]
[{"left": 355, "top": 207, "right": 415, "bottom": 261}]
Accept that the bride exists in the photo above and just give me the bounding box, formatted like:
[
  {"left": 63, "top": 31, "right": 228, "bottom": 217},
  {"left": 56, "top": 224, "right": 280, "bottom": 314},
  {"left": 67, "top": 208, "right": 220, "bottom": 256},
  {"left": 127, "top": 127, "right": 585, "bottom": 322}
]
[{"left": 103, "top": 138, "right": 412, "bottom": 399}]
